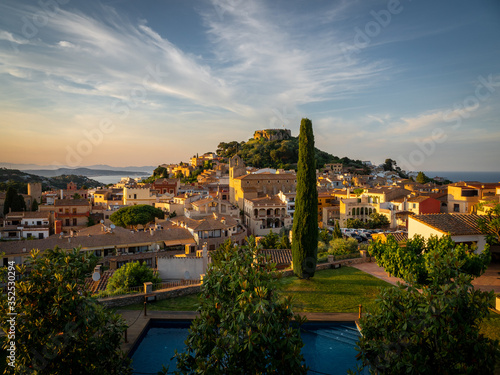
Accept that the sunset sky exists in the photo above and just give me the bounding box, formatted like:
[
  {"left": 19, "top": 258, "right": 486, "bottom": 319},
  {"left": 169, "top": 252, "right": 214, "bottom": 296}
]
[{"left": 0, "top": 0, "right": 499, "bottom": 171}]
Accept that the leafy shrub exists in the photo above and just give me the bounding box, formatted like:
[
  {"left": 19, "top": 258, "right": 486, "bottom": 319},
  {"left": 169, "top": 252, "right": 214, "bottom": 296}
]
[
  {"left": 329, "top": 238, "right": 358, "bottom": 256},
  {"left": 174, "top": 240, "right": 307, "bottom": 374}
]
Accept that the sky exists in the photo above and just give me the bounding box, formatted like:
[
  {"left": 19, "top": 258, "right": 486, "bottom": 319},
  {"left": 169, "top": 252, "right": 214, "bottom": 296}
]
[{"left": 0, "top": 0, "right": 499, "bottom": 171}]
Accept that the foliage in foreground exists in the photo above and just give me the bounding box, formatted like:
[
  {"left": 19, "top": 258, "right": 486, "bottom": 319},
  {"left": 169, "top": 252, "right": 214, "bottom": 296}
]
[
  {"left": 173, "top": 239, "right": 307, "bottom": 374},
  {"left": 353, "top": 244, "right": 498, "bottom": 374},
  {"left": 0, "top": 247, "right": 131, "bottom": 374},
  {"left": 292, "top": 118, "right": 318, "bottom": 279},
  {"left": 103, "top": 261, "right": 161, "bottom": 295},
  {"left": 370, "top": 234, "right": 491, "bottom": 286},
  {"left": 477, "top": 202, "right": 500, "bottom": 245}
]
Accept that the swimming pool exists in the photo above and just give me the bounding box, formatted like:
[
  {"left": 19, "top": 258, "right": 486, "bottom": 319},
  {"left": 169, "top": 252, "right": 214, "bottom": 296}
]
[{"left": 129, "top": 320, "right": 366, "bottom": 374}]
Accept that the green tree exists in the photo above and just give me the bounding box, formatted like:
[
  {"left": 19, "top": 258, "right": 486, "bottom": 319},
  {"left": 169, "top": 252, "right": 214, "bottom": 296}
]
[
  {"left": 383, "top": 158, "right": 395, "bottom": 171},
  {"left": 366, "top": 212, "right": 390, "bottom": 229},
  {"left": 278, "top": 232, "right": 292, "bottom": 249},
  {"left": 110, "top": 204, "right": 165, "bottom": 229},
  {"left": 152, "top": 166, "right": 169, "bottom": 179},
  {"left": 72, "top": 193, "right": 82, "bottom": 200},
  {"left": 4, "top": 186, "right": 24, "bottom": 215},
  {"left": 416, "top": 171, "right": 429, "bottom": 184},
  {"left": 353, "top": 242, "right": 498, "bottom": 374},
  {"left": 259, "top": 230, "right": 280, "bottom": 249},
  {"left": 345, "top": 218, "right": 365, "bottom": 229},
  {"left": 353, "top": 188, "right": 364, "bottom": 196},
  {"left": 174, "top": 240, "right": 307, "bottom": 374},
  {"left": 31, "top": 198, "right": 39, "bottom": 212},
  {"left": 106, "top": 261, "right": 161, "bottom": 293},
  {"left": 370, "top": 235, "right": 491, "bottom": 286},
  {"left": 329, "top": 238, "right": 358, "bottom": 256},
  {"left": 319, "top": 229, "right": 333, "bottom": 244},
  {"left": 13, "top": 193, "right": 26, "bottom": 212},
  {"left": 87, "top": 216, "right": 96, "bottom": 227},
  {"left": 477, "top": 203, "right": 500, "bottom": 245},
  {"left": 332, "top": 221, "right": 342, "bottom": 239},
  {"left": 292, "top": 118, "right": 318, "bottom": 279},
  {"left": 0, "top": 247, "right": 131, "bottom": 374}
]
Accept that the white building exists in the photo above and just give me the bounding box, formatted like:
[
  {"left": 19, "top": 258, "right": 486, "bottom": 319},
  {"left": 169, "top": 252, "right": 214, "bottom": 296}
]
[
  {"left": 1, "top": 211, "right": 50, "bottom": 240},
  {"left": 408, "top": 213, "right": 487, "bottom": 252}
]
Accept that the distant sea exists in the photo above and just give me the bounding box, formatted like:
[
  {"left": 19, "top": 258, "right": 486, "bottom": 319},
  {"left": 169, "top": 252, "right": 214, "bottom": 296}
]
[
  {"left": 92, "top": 175, "right": 149, "bottom": 185},
  {"left": 423, "top": 171, "right": 500, "bottom": 183}
]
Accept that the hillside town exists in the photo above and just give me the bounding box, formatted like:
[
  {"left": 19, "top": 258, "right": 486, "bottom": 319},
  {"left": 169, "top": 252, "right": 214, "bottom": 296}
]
[{"left": 1, "top": 130, "right": 498, "bottom": 283}]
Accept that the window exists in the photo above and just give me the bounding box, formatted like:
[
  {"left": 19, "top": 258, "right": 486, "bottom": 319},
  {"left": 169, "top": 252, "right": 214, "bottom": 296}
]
[
  {"left": 134, "top": 194, "right": 137, "bottom": 199},
  {"left": 453, "top": 204, "right": 460, "bottom": 212},
  {"left": 72, "top": 218, "right": 77, "bottom": 226},
  {"left": 65, "top": 219, "right": 70, "bottom": 226},
  {"left": 72, "top": 208, "right": 77, "bottom": 214},
  {"left": 413, "top": 203, "right": 416, "bottom": 208},
  {"left": 38, "top": 233, "right": 44, "bottom": 239},
  {"left": 59, "top": 209, "right": 63, "bottom": 213},
  {"left": 37, "top": 221, "right": 41, "bottom": 225}
]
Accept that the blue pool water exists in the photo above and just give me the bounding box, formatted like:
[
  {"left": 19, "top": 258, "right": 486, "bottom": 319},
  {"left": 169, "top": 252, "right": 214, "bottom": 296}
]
[{"left": 129, "top": 320, "right": 366, "bottom": 374}]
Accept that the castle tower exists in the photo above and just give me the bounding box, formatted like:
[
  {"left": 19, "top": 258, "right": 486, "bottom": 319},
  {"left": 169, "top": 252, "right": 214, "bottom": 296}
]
[
  {"left": 27, "top": 182, "right": 42, "bottom": 207},
  {"left": 229, "top": 155, "right": 246, "bottom": 205}
]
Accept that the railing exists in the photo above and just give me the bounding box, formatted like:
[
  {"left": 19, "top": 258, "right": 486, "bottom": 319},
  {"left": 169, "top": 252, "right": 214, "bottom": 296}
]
[
  {"left": 328, "top": 252, "right": 361, "bottom": 262},
  {"left": 94, "top": 279, "right": 201, "bottom": 298},
  {"left": 93, "top": 285, "right": 144, "bottom": 298},
  {"left": 152, "top": 279, "right": 201, "bottom": 291}
]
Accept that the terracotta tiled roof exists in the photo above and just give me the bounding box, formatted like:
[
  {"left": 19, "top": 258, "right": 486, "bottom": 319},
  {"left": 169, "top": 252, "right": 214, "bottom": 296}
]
[
  {"left": 245, "top": 196, "right": 284, "bottom": 206},
  {"left": 0, "top": 224, "right": 195, "bottom": 256},
  {"left": 235, "top": 172, "right": 296, "bottom": 181},
  {"left": 54, "top": 199, "right": 90, "bottom": 206},
  {"left": 372, "top": 232, "right": 408, "bottom": 243},
  {"left": 411, "top": 213, "right": 484, "bottom": 235},
  {"left": 190, "top": 197, "right": 214, "bottom": 207},
  {"left": 407, "top": 196, "right": 432, "bottom": 203},
  {"left": 260, "top": 249, "right": 292, "bottom": 267},
  {"left": 5, "top": 211, "right": 50, "bottom": 219}
]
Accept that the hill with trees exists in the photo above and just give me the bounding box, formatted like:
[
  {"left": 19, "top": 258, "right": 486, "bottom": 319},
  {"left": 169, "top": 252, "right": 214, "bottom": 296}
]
[
  {"left": 0, "top": 168, "right": 102, "bottom": 193},
  {"left": 217, "top": 133, "right": 369, "bottom": 172}
]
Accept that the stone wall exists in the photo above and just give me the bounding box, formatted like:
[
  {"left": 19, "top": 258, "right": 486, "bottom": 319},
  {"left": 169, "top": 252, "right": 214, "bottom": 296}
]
[
  {"left": 253, "top": 129, "right": 292, "bottom": 142},
  {"left": 98, "top": 284, "right": 201, "bottom": 308},
  {"left": 157, "top": 256, "right": 206, "bottom": 280}
]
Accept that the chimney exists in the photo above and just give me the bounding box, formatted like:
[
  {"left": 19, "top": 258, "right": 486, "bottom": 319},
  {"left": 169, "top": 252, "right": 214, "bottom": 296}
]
[{"left": 60, "top": 189, "right": 64, "bottom": 199}]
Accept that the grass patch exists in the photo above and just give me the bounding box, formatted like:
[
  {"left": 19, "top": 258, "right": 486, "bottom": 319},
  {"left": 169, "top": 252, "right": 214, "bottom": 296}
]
[
  {"left": 278, "top": 266, "right": 392, "bottom": 313},
  {"left": 112, "top": 293, "right": 200, "bottom": 311}
]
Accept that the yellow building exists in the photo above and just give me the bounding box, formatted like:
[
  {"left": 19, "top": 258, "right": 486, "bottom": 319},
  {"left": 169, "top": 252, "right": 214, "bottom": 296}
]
[{"left": 339, "top": 196, "right": 378, "bottom": 227}]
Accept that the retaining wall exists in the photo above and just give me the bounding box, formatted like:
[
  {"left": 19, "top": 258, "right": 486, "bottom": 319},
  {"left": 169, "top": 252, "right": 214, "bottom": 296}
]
[{"left": 99, "top": 284, "right": 201, "bottom": 308}]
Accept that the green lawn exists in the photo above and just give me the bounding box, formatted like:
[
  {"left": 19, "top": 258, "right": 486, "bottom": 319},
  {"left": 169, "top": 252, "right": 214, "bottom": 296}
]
[{"left": 277, "top": 266, "right": 392, "bottom": 313}]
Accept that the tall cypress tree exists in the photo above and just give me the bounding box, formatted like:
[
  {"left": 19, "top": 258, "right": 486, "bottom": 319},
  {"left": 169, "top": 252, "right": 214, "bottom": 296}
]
[
  {"left": 292, "top": 118, "right": 318, "bottom": 279},
  {"left": 3, "top": 186, "right": 17, "bottom": 215}
]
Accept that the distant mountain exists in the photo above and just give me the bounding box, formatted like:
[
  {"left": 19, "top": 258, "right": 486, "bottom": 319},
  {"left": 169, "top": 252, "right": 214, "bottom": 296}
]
[
  {"left": 0, "top": 168, "right": 103, "bottom": 192},
  {"left": 24, "top": 167, "right": 150, "bottom": 178},
  {"left": 0, "top": 163, "right": 156, "bottom": 173}
]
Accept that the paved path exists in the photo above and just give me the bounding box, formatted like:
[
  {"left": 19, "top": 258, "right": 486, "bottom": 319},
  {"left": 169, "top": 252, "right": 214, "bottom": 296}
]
[
  {"left": 352, "top": 261, "right": 500, "bottom": 294},
  {"left": 351, "top": 262, "right": 404, "bottom": 286}
]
